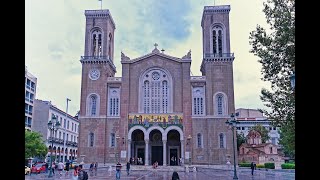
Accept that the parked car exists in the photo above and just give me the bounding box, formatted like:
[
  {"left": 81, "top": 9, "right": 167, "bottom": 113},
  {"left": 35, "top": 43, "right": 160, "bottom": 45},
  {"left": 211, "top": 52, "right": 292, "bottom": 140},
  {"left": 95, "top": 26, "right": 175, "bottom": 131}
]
[
  {"left": 25, "top": 166, "right": 31, "bottom": 175},
  {"left": 31, "top": 163, "right": 46, "bottom": 174}
]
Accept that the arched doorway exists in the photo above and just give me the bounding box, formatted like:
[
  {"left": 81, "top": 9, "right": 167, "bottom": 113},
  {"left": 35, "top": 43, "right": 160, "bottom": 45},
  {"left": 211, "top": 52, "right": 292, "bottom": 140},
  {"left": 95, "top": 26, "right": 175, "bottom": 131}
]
[
  {"left": 131, "top": 129, "right": 145, "bottom": 165},
  {"left": 150, "top": 129, "right": 163, "bottom": 165},
  {"left": 167, "top": 130, "right": 180, "bottom": 166}
]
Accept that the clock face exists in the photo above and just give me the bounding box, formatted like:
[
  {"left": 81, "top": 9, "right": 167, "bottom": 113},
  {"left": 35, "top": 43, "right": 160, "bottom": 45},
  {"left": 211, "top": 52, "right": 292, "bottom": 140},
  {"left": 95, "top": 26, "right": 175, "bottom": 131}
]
[
  {"left": 89, "top": 69, "right": 100, "bottom": 80},
  {"left": 152, "top": 72, "right": 160, "bottom": 80}
]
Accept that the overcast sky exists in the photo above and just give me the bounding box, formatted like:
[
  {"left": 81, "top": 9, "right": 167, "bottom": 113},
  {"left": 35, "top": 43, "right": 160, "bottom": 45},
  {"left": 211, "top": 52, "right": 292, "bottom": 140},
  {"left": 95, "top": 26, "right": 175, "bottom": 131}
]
[{"left": 26, "top": 0, "right": 271, "bottom": 116}]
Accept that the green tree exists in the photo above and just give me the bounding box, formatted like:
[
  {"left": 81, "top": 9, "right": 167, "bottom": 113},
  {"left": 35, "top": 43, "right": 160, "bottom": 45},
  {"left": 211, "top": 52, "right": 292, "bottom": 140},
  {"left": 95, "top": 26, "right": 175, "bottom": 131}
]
[
  {"left": 249, "top": 0, "right": 295, "bottom": 158},
  {"left": 249, "top": 124, "right": 270, "bottom": 143},
  {"left": 236, "top": 132, "right": 247, "bottom": 151},
  {"left": 25, "top": 130, "right": 47, "bottom": 159}
]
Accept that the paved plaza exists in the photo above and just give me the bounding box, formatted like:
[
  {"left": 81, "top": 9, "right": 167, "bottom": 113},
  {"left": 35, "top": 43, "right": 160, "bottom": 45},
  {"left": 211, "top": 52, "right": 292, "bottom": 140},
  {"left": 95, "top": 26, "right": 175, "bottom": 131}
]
[{"left": 25, "top": 166, "right": 295, "bottom": 180}]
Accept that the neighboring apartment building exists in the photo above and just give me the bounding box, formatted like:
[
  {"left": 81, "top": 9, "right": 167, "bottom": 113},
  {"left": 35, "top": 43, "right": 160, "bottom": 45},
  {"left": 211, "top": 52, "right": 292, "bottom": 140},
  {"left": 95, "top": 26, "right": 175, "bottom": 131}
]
[
  {"left": 25, "top": 66, "right": 37, "bottom": 131},
  {"left": 235, "top": 108, "right": 280, "bottom": 145},
  {"left": 33, "top": 99, "right": 79, "bottom": 162}
]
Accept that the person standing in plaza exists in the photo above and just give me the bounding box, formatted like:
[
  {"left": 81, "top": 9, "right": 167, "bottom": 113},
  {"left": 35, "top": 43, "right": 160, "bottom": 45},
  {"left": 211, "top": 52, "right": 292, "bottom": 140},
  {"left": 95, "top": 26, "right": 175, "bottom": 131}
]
[
  {"left": 116, "top": 162, "right": 122, "bottom": 180},
  {"left": 251, "top": 162, "right": 255, "bottom": 175},
  {"left": 72, "top": 165, "right": 78, "bottom": 180},
  {"left": 57, "top": 161, "right": 64, "bottom": 177},
  {"left": 65, "top": 160, "right": 70, "bottom": 177},
  {"left": 172, "top": 171, "right": 180, "bottom": 180},
  {"left": 126, "top": 161, "right": 130, "bottom": 175}
]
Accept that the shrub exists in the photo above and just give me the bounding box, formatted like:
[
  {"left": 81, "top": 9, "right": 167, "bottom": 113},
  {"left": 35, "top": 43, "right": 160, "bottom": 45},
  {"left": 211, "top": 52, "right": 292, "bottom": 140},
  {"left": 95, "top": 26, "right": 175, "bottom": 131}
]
[
  {"left": 281, "top": 163, "right": 295, "bottom": 169},
  {"left": 256, "top": 164, "right": 265, "bottom": 168},
  {"left": 264, "top": 162, "right": 275, "bottom": 169},
  {"left": 238, "top": 163, "right": 251, "bottom": 167}
]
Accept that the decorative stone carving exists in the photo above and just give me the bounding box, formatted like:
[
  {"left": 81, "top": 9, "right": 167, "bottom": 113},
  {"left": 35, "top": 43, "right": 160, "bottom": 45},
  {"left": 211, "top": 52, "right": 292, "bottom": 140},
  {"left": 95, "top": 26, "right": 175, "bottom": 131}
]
[
  {"left": 182, "top": 50, "right": 191, "bottom": 59},
  {"left": 121, "top": 51, "right": 130, "bottom": 61}
]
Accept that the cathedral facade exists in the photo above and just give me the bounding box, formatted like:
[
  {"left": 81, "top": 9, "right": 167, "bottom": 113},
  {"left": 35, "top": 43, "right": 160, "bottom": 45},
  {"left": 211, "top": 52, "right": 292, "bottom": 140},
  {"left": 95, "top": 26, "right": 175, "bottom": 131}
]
[{"left": 78, "top": 5, "right": 237, "bottom": 166}]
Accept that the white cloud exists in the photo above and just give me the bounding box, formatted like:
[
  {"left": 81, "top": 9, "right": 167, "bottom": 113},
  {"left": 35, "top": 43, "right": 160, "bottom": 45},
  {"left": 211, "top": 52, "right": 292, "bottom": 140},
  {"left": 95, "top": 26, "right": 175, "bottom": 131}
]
[{"left": 26, "top": 0, "right": 272, "bottom": 115}]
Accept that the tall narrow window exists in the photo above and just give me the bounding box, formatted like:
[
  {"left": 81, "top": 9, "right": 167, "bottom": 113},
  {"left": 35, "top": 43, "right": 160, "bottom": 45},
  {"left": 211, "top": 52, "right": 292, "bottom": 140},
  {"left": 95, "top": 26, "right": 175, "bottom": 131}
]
[
  {"left": 270, "top": 147, "right": 273, "bottom": 154},
  {"left": 216, "top": 93, "right": 224, "bottom": 115},
  {"left": 192, "top": 87, "right": 205, "bottom": 116},
  {"left": 110, "top": 133, "right": 115, "bottom": 147},
  {"left": 141, "top": 69, "right": 171, "bottom": 113},
  {"left": 89, "top": 132, "right": 94, "bottom": 147},
  {"left": 212, "top": 30, "right": 217, "bottom": 54},
  {"left": 90, "top": 95, "right": 97, "bottom": 116},
  {"left": 108, "top": 88, "right": 120, "bottom": 116},
  {"left": 219, "top": 133, "right": 224, "bottom": 148},
  {"left": 91, "top": 29, "right": 102, "bottom": 57},
  {"left": 212, "top": 26, "right": 223, "bottom": 56},
  {"left": 197, "top": 133, "right": 202, "bottom": 148}
]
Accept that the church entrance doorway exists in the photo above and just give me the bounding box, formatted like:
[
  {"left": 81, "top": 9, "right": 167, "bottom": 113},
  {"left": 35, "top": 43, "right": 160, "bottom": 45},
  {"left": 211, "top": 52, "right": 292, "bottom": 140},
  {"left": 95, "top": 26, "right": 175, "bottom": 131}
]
[
  {"left": 131, "top": 129, "right": 145, "bottom": 165},
  {"left": 151, "top": 146, "right": 163, "bottom": 165},
  {"left": 167, "top": 130, "right": 180, "bottom": 166},
  {"left": 169, "top": 149, "right": 178, "bottom": 166},
  {"left": 149, "top": 129, "right": 163, "bottom": 165}
]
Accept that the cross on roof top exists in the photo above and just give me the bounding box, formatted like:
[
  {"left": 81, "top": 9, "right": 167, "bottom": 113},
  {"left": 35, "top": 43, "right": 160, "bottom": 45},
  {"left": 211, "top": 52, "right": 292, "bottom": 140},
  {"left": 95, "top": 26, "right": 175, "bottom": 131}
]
[{"left": 154, "top": 43, "right": 158, "bottom": 49}]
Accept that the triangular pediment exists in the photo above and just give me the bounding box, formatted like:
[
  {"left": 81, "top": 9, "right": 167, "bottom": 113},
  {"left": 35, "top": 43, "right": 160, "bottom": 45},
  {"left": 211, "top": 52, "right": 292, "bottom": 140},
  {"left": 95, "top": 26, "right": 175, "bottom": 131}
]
[{"left": 121, "top": 47, "right": 191, "bottom": 64}]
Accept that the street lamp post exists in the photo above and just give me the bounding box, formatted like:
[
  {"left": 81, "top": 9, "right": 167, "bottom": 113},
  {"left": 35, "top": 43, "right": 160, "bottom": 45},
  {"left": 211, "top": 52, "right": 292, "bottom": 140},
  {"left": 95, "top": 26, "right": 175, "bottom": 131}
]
[
  {"left": 225, "top": 113, "right": 239, "bottom": 180},
  {"left": 48, "top": 115, "right": 61, "bottom": 178},
  {"left": 116, "top": 135, "right": 120, "bottom": 163},
  {"left": 62, "top": 98, "right": 71, "bottom": 164}
]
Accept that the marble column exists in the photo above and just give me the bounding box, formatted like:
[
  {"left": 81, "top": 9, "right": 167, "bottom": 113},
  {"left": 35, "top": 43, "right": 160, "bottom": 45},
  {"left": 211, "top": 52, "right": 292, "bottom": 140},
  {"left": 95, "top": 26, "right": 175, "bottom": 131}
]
[
  {"left": 127, "top": 140, "right": 131, "bottom": 162},
  {"left": 163, "top": 140, "right": 167, "bottom": 166},
  {"left": 181, "top": 140, "right": 184, "bottom": 164},
  {"left": 145, "top": 139, "right": 149, "bottom": 165}
]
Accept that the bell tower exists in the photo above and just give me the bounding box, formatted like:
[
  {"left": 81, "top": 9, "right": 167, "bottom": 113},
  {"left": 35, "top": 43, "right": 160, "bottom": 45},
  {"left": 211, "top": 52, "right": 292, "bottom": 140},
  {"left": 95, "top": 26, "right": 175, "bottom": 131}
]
[
  {"left": 200, "top": 5, "right": 235, "bottom": 115},
  {"left": 78, "top": 9, "right": 116, "bottom": 163}
]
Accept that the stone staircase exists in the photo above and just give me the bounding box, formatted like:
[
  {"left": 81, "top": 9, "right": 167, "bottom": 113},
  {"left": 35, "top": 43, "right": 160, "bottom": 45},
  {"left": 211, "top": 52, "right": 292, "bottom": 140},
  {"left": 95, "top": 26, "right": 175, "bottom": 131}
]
[{"left": 130, "top": 165, "right": 185, "bottom": 172}]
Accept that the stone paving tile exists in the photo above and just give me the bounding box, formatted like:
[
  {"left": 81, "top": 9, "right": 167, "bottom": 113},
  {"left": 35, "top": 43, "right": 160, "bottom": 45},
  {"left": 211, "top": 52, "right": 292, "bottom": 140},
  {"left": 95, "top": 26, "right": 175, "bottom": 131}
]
[{"left": 25, "top": 168, "right": 295, "bottom": 180}]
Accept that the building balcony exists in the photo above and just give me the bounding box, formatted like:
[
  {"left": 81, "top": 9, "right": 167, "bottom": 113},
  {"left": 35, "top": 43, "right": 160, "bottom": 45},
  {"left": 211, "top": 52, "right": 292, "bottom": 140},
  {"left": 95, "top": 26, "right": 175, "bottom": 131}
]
[{"left": 48, "top": 137, "right": 64, "bottom": 144}]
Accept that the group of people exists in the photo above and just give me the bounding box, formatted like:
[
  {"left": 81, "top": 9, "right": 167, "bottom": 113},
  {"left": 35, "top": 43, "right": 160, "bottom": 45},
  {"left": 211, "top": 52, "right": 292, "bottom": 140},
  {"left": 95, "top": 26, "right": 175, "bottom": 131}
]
[
  {"left": 130, "top": 157, "right": 143, "bottom": 165},
  {"left": 170, "top": 156, "right": 183, "bottom": 166}
]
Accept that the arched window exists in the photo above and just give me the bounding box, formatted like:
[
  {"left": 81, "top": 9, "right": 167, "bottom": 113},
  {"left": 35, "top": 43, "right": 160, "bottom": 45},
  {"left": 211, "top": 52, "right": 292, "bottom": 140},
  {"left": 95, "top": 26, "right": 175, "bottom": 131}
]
[
  {"left": 197, "top": 133, "right": 202, "bottom": 148},
  {"left": 89, "top": 132, "right": 94, "bottom": 147},
  {"left": 192, "top": 87, "right": 205, "bottom": 116},
  {"left": 270, "top": 147, "right": 273, "bottom": 154},
  {"left": 91, "top": 29, "right": 102, "bottom": 57},
  {"left": 214, "top": 92, "right": 227, "bottom": 116},
  {"left": 108, "top": 88, "right": 120, "bottom": 116},
  {"left": 90, "top": 95, "right": 97, "bottom": 116},
  {"left": 212, "top": 25, "right": 224, "bottom": 56},
  {"left": 219, "top": 133, "right": 224, "bottom": 148},
  {"left": 140, "top": 69, "right": 172, "bottom": 113},
  {"left": 87, "top": 93, "right": 100, "bottom": 116}
]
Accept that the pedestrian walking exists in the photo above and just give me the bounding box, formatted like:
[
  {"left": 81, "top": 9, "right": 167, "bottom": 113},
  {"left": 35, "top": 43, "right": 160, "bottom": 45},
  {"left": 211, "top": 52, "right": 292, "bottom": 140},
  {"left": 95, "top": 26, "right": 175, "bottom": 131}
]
[
  {"left": 251, "top": 162, "right": 255, "bottom": 175},
  {"left": 116, "top": 162, "right": 122, "bottom": 180},
  {"left": 108, "top": 165, "right": 112, "bottom": 176},
  {"left": 57, "top": 161, "right": 64, "bottom": 177},
  {"left": 45, "top": 162, "right": 49, "bottom": 173},
  {"left": 65, "top": 160, "right": 70, "bottom": 177},
  {"left": 89, "top": 162, "right": 94, "bottom": 172},
  {"left": 94, "top": 162, "right": 98, "bottom": 171},
  {"left": 72, "top": 165, "right": 78, "bottom": 180},
  {"left": 126, "top": 161, "right": 130, "bottom": 175},
  {"left": 172, "top": 171, "right": 180, "bottom": 180},
  {"left": 51, "top": 162, "right": 56, "bottom": 175}
]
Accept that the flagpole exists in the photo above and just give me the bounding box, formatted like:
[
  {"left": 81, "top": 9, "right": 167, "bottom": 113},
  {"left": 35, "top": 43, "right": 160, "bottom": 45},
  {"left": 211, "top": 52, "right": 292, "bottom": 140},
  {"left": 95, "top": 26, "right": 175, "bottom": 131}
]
[{"left": 100, "top": 0, "right": 102, "bottom": 10}]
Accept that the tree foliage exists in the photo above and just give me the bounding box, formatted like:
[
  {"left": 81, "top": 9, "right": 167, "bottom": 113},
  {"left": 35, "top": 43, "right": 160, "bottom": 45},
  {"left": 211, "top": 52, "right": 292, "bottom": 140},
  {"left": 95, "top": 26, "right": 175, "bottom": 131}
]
[
  {"left": 249, "top": 0, "right": 295, "bottom": 157},
  {"left": 236, "top": 132, "right": 247, "bottom": 151},
  {"left": 25, "top": 130, "right": 47, "bottom": 159},
  {"left": 249, "top": 124, "right": 270, "bottom": 143}
]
